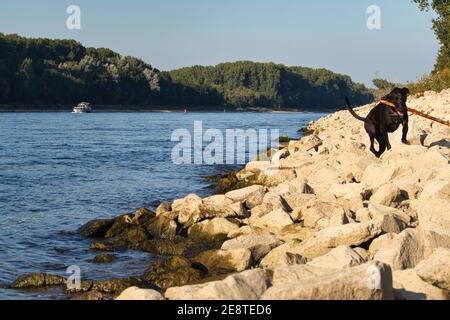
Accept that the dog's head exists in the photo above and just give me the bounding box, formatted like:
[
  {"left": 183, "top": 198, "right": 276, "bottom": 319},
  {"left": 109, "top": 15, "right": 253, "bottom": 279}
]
[{"left": 382, "top": 87, "right": 409, "bottom": 112}]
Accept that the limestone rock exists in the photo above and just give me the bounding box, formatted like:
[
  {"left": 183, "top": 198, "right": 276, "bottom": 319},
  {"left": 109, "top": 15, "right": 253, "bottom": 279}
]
[
  {"left": 308, "top": 246, "right": 366, "bottom": 269},
  {"left": 165, "top": 269, "right": 270, "bottom": 300},
  {"left": 298, "top": 221, "right": 383, "bottom": 259},
  {"left": 115, "top": 287, "right": 164, "bottom": 300},
  {"left": 249, "top": 209, "right": 293, "bottom": 233},
  {"left": 262, "top": 262, "right": 394, "bottom": 300},
  {"left": 173, "top": 194, "right": 203, "bottom": 226},
  {"left": 187, "top": 218, "right": 240, "bottom": 242},
  {"left": 259, "top": 241, "right": 306, "bottom": 270},
  {"left": 370, "top": 184, "right": 402, "bottom": 207},
  {"left": 393, "top": 270, "right": 449, "bottom": 300},
  {"left": 192, "top": 249, "right": 253, "bottom": 273},
  {"left": 372, "top": 229, "right": 424, "bottom": 270},
  {"left": 221, "top": 232, "right": 282, "bottom": 262},
  {"left": 416, "top": 248, "right": 450, "bottom": 291}
]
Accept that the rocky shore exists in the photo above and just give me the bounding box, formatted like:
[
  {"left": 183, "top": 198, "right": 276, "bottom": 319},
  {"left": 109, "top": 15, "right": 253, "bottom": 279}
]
[{"left": 12, "top": 89, "right": 450, "bottom": 300}]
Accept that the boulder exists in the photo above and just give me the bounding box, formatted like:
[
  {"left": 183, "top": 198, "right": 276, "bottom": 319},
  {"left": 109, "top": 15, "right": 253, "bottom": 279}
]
[
  {"left": 275, "top": 225, "right": 315, "bottom": 243},
  {"left": 172, "top": 194, "right": 203, "bottom": 226},
  {"left": 259, "top": 241, "right": 306, "bottom": 270},
  {"left": 249, "top": 209, "right": 293, "bottom": 233},
  {"left": 225, "top": 185, "right": 266, "bottom": 203},
  {"left": 165, "top": 269, "right": 271, "bottom": 300},
  {"left": 419, "top": 180, "right": 450, "bottom": 200},
  {"left": 271, "top": 264, "right": 336, "bottom": 285},
  {"left": 115, "top": 287, "right": 165, "bottom": 300},
  {"left": 144, "top": 215, "right": 178, "bottom": 239},
  {"left": 192, "top": 249, "right": 253, "bottom": 273},
  {"left": 90, "top": 278, "right": 142, "bottom": 294},
  {"left": 367, "top": 203, "right": 410, "bottom": 234},
  {"left": 416, "top": 248, "right": 450, "bottom": 291},
  {"left": 372, "top": 229, "right": 424, "bottom": 270},
  {"left": 187, "top": 218, "right": 240, "bottom": 242},
  {"left": 370, "top": 184, "right": 402, "bottom": 207},
  {"left": 308, "top": 246, "right": 366, "bottom": 269},
  {"left": 393, "top": 270, "right": 449, "bottom": 300},
  {"left": 221, "top": 232, "right": 282, "bottom": 262},
  {"left": 78, "top": 218, "right": 114, "bottom": 238},
  {"left": 11, "top": 273, "right": 66, "bottom": 289},
  {"left": 199, "top": 195, "right": 247, "bottom": 219},
  {"left": 298, "top": 221, "right": 383, "bottom": 259},
  {"left": 262, "top": 262, "right": 394, "bottom": 300},
  {"left": 143, "top": 256, "right": 205, "bottom": 290},
  {"left": 288, "top": 135, "right": 323, "bottom": 153}
]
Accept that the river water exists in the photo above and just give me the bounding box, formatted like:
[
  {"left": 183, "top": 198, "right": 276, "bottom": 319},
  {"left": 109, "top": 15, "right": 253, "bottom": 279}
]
[{"left": 0, "top": 111, "right": 325, "bottom": 299}]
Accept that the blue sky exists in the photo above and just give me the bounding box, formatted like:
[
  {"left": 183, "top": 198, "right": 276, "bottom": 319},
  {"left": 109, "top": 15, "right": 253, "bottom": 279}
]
[{"left": 0, "top": 0, "right": 439, "bottom": 86}]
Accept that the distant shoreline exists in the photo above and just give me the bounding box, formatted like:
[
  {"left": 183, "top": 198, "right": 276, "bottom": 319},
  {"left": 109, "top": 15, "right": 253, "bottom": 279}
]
[{"left": 0, "top": 105, "right": 337, "bottom": 114}]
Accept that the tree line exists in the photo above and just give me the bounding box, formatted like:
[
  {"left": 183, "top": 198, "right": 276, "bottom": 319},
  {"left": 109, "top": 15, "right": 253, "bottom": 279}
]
[{"left": 0, "top": 33, "right": 374, "bottom": 110}]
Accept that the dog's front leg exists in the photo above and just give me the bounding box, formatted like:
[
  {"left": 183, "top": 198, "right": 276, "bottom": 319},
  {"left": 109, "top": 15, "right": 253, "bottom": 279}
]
[
  {"left": 402, "top": 114, "right": 409, "bottom": 144},
  {"left": 383, "top": 130, "right": 392, "bottom": 150}
]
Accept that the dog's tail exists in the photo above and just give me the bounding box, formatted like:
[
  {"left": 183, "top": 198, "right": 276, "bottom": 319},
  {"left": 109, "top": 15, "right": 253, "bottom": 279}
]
[{"left": 345, "top": 98, "right": 366, "bottom": 122}]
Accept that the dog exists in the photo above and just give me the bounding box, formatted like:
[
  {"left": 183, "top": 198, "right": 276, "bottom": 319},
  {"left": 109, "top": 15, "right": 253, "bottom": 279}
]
[{"left": 346, "top": 87, "right": 410, "bottom": 158}]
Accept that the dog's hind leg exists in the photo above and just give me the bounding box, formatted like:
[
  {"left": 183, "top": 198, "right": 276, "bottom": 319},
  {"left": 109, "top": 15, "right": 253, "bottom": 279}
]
[
  {"left": 375, "top": 135, "right": 387, "bottom": 157},
  {"left": 402, "top": 114, "right": 409, "bottom": 144}
]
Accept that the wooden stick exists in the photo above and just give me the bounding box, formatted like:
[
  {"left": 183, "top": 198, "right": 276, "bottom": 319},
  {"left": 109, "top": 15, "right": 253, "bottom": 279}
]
[{"left": 408, "top": 107, "right": 450, "bottom": 127}]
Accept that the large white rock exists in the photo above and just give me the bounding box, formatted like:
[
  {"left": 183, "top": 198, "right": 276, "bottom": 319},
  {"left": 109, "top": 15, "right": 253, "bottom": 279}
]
[
  {"left": 221, "top": 232, "right": 282, "bottom": 262},
  {"left": 308, "top": 246, "right": 366, "bottom": 269},
  {"left": 262, "top": 262, "right": 394, "bottom": 300},
  {"left": 165, "top": 269, "right": 270, "bottom": 300},
  {"left": 370, "top": 184, "right": 402, "bottom": 207},
  {"left": 419, "top": 180, "right": 450, "bottom": 200},
  {"left": 173, "top": 194, "right": 203, "bottom": 225},
  {"left": 372, "top": 229, "right": 424, "bottom": 270},
  {"left": 298, "top": 221, "right": 383, "bottom": 259},
  {"left": 225, "top": 185, "right": 266, "bottom": 207},
  {"left": 416, "top": 248, "right": 450, "bottom": 291},
  {"left": 259, "top": 241, "right": 306, "bottom": 270},
  {"left": 393, "top": 269, "right": 449, "bottom": 300},
  {"left": 200, "top": 195, "right": 246, "bottom": 219},
  {"left": 115, "top": 287, "right": 164, "bottom": 300},
  {"left": 249, "top": 209, "right": 293, "bottom": 233}
]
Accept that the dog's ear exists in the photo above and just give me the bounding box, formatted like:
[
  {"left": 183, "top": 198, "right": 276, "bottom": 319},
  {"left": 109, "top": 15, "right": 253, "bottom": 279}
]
[{"left": 401, "top": 87, "right": 410, "bottom": 95}]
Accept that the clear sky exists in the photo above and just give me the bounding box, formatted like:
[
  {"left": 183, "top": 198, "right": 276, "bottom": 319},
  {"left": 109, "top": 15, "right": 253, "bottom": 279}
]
[{"left": 0, "top": 0, "right": 439, "bottom": 86}]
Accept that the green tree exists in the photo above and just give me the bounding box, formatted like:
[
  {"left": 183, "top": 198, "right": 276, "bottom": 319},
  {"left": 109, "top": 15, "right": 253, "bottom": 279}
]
[{"left": 413, "top": 0, "right": 450, "bottom": 71}]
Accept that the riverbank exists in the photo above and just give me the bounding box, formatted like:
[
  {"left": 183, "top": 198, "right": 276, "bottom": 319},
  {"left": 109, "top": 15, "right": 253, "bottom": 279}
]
[{"left": 10, "top": 89, "right": 450, "bottom": 300}]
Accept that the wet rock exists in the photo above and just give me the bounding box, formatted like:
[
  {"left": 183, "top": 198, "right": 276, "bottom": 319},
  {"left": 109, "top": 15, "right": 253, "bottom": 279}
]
[
  {"left": 90, "top": 240, "right": 123, "bottom": 252},
  {"left": 78, "top": 218, "right": 115, "bottom": 238},
  {"left": 89, "top": 254, "right": 117, "bottom": 264},
  {"left": 71, "top": 290, "right": 104, "bottom": 300},
  {"left": 187, "top": 218, "right": 240, "bottom": 242},
  {"left": 144, "top": 215, "right": 178, "bottom": 239},
  {"left": 140, "top": 236, "right": 196, "bottom": 256},
  {"left": 11, "top": 273, "right": 66, "bottom": 288},
  {"left": 192, "top": 248, "right": 253, "bottom": 274},
  {"left": 117, "top": 225, "right": 152, "bottom": 249},
  {"left": 115, "top": 287, "right": 164, "bottom": 300},
  {"left": 143, "top": 256, "right": 204, "bottom": 290},
  {"left": 91, "top": 277, "right": 141, "bottom": 294}
]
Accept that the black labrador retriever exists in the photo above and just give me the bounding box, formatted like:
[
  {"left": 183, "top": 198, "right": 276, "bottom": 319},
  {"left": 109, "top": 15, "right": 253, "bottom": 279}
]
[{"left": 346, "top": 87, "right": 410, "bottom": 158}]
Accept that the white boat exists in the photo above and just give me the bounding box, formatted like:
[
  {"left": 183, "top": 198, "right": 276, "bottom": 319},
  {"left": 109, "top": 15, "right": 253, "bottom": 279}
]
[{"left": 73, "top": 102, "right": 92, "bottom": 113}]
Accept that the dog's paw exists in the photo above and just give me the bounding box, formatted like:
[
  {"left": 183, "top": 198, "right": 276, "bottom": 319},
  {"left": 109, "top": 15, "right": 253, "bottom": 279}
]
[{"left": 402, "top": 140, "right": 410, "bottom": 145}]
